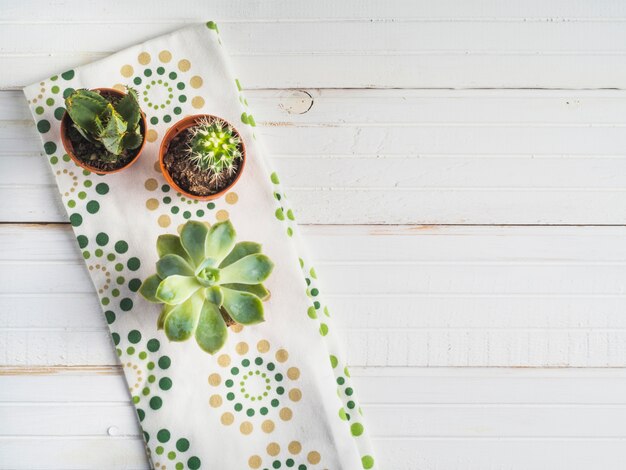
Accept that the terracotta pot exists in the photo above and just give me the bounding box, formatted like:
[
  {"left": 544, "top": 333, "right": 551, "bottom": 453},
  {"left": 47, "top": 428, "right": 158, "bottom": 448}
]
[
  {"left": 60, "top": 87, "right": 147, "bottom": 175},
  {"left": 159, "top": 114, "right": 246, "bottom": 201}
]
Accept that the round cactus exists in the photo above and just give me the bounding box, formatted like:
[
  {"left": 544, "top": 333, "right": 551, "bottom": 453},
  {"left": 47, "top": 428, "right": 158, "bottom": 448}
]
[
  {"left": 140, "top": 220, "right": 274, "bottom": 354},
  {"left": 186, "top": 117, "right": 242, "bottom": 186}
]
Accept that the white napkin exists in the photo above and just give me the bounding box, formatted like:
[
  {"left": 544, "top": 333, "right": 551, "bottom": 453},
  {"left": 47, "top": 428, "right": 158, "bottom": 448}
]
[{"left": 24, "top": 23, "right": 376, "bottom": 470}]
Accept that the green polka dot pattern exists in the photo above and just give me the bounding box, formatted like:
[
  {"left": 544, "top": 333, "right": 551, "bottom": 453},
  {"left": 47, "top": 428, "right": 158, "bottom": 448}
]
[
  {"left": 114, "top": 332, "right": 173, "bottom": 418},
  {"left": 74, "top": 233, "right": 140, "bottom": 313},
  {"left": 270, "top": 172, "right": 296, "bottom": 238},
  {"left": 145, "top": 428, "right": 201, "bottom": 469}
]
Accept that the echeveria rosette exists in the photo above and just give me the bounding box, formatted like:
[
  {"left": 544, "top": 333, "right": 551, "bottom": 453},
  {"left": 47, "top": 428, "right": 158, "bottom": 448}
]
[{"left": 140, "top": 220, "right": 274, "bottom": 354}]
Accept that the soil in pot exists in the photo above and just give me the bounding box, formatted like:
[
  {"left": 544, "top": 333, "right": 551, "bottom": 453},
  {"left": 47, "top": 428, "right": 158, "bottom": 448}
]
[
  {"left": 162, "top": 127, "right": 241, "bottom": 197},
  {"left": 66, "top": 91, "right": 145, "bottom": 173}
]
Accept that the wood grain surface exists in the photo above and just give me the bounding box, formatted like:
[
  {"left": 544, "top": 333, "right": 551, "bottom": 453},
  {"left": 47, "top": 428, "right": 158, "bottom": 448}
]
[{"left": 1, "top": 1, "right": 626, "bottom": 469}]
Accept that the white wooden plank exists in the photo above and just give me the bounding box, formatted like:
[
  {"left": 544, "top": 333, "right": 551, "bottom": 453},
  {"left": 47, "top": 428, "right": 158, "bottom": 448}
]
[
  {"left": 6, "top": 22, "right": 626, "bottom": 55},
  {"left": 5, "top": 9, "right": 626, "bottom": 89},
  {"left": 0, "top": 438, "right": 149, "bottom": 470},
  {"left": 377, "top": 439, "right": 626, "bottom": 470},
  {"left": 2, "top": 224, "right": 626, "bottom": 367},
  {"left": 4, "top": 0, "right": 626, "bottom": 21},
  {"left": 3, "top": 401, "right": 626, "bottom": 439},
  {"left": 0, "top": 404, "right": 140, "bottom": 437},
  {"left": 2, "top": 436, "right": 626, "bottom": 470},
  {"left": 4, "top": 367, "right": 626, "bottom": 405}
]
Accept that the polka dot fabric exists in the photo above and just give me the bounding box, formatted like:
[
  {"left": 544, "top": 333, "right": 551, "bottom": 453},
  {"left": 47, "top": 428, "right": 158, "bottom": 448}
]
[{"left": 23, "top": 23, "right": 375, "bottom": 469}]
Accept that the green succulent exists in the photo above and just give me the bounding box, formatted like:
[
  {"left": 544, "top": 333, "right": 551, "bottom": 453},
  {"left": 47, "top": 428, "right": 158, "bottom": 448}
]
[
  {"left": 187, "top": 117, "right": 242, "bottom": 187},
  {"left": 65, "top": 87, "right": 143, "bottom": 158},
  {"left": 140, "top": 220, "right": 274, "bottom": 354}
]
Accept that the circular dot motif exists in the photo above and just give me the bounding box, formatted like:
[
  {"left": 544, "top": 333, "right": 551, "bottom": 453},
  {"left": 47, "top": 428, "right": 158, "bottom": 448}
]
[
  {"left": 120, "top": 53, "right": 205, "bottom": 125},
  {"left": 209, "top": 341, "right": 301, "bottom": 435}
]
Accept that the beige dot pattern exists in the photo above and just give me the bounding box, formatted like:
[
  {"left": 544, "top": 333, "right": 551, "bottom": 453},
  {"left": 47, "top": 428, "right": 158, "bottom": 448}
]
[
  {"left": 289, "top": 388, "right": 302, "bottom": 402},
  {"left": 261, "top": 419, "right": 275, "bottom": 433},
  {"left": 158, "top": 215, "right": 171, "bottom": 228},
  {"left": 307, "top": 451, "right": 321, "bottom": 465},
  {"left": 146, "top": 129, "right": 158, "bottom": 143},
  {"left": 138, "top": 52, "right": 151, "bottom": 65},
  {"left": 146, "top": 198, "right": 159, "bottom": 210},
  {"left": 191, "top": 96, "right": 205, "bottom": 109},
  {"left": 225, "top": 192, "right": 239, "bottom": 204},
  {"left": 120, "top": 65, "right": 134, "bottom": 77},
  {"left": 209, "top": 394, "right": 222, "bottom": 408},
  {"left": 288, "top": 441, "right": 302, "bottom": 454},
  {"left": 208, "top": 373, "right": 221, "bottom": 386},
  {"left": 217, "top": 354, "right": 231, "bottom": 367},
  {"left": 236, "top": 342, "right": 249, "bottom": 355},
  {"left": 190, "top": 76, "right": 203, "bottom": 88},
  {"left": 159, "top": 50, "right": 172, "bottom": 63},
  {"left": 279, "top": 407, "right": 293, "bottom": 421},
  {"left": 267, "top": 443, "right": 280, "bottom": 457},
  {"left": 221, "top": 412, "right": 234, "bottom": 425},
  {"left": 287, "top": 367, "right": 300, "bottom": 380},
  {"left": 240, "top": 421, "right": 253, "bottom": 435},
  {"left": 144, "top": 178, "right": 158, "bottom": 191},
  {"left": 276, "top": 349, "right": 289, "bottom": 363},
  {"left": 248, "top": 456, "right": 261, "bottom": 469}
]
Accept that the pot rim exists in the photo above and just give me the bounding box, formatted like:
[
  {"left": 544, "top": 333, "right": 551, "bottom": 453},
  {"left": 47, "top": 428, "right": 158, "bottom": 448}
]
[
  {"left": 60, "top": 87, "right": 148, "bottom": 175},
  {"left": 158, "top": 114, "right": 247, "bottom": 201}
]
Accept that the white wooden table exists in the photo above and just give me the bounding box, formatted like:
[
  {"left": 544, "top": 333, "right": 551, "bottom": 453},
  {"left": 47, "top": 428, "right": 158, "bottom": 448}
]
[{"left": 2, "top": 1, "right": 626, "bottom": 468}]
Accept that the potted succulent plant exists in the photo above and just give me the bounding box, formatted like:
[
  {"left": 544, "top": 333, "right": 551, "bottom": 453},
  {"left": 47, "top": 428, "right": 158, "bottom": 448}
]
[
  {"left": 159, "top": 115, "right": 245, "bottom": 200},
  {"left": 61, "top": 87, "right": 147, "bottom": 174},
  {"left": 139, "top": 219, "right": 274, "bottom": 354}
]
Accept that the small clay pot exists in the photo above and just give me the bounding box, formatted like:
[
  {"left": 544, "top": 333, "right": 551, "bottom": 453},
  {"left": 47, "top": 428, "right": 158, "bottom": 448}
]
[
  {"left": 159, "top": 114, "right": 246, "bottom": 201},
  {"left": 60, "top": 87, "right": 147, "bottom": 175}
]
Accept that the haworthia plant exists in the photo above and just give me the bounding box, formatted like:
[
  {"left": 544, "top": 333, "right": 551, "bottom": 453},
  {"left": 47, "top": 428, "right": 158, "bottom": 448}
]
[
  {"left": 65, "top": 87, "right": 143, "bottom": 158},
  {"left": 187, "top": 117, "right": 243, "bottom": 188},
  {"left": 140, "top": 220, "right": 274, "bottom": 354}
]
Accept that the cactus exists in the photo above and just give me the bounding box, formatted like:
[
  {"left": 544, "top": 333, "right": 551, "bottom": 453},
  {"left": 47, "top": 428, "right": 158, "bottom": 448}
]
[
  {"left": 139, "top": 220, "right": 274, "bottom": 354},
  {"left": 65, "top": 88, "right": 143, "bottom": 158},
  {"left": 186, "top": 117, "right": 243, "bottom": 187}
]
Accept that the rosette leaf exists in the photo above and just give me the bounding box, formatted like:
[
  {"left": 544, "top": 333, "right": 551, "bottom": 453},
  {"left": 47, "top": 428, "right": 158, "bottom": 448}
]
[{"left": 140, "top": 219, "right": 274, "bottom": 354}]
